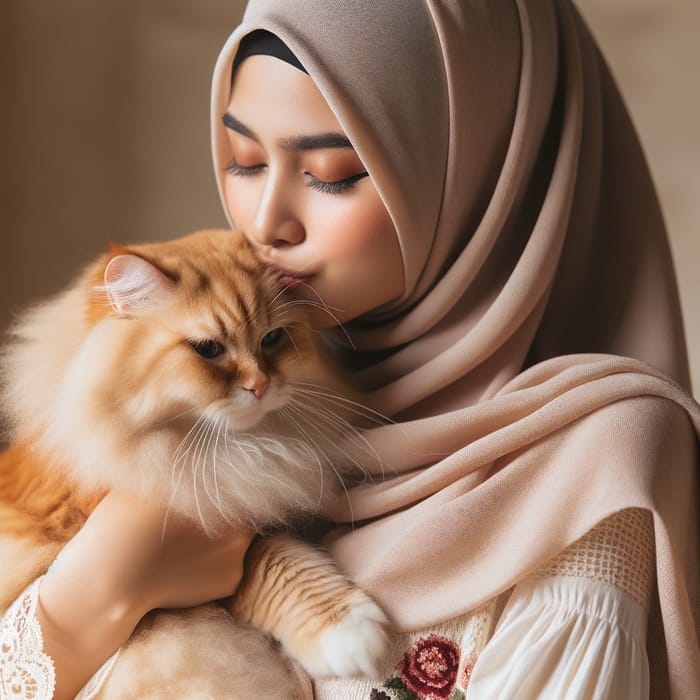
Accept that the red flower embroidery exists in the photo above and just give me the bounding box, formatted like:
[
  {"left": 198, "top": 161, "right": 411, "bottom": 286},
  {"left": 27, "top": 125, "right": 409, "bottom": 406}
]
[{"left": 397, "top": 634, "right": 460, "bottom": 699}]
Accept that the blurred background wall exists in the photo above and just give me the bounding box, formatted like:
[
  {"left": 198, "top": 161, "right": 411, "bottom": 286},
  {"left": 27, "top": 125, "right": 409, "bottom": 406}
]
[{"left": 1, "top": 0, "right": 698, "bottom": 389}]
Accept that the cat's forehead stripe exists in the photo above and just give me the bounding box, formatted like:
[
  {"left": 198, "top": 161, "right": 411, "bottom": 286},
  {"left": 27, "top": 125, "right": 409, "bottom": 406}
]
[
  {"left": 221, "top": 283, "right": 265, "bottom": 336},
  {"left": 212, "top": 311, "right": 228, "bottom": 339},
  {"left": 188, "top": 264, "right": 211, "bottom": 292},
  {"left": 233, "top": 283, "right": 256, "bottom": 329}
]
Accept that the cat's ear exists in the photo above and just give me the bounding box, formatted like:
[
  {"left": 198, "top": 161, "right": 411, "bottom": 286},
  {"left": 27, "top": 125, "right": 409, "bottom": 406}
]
[{"left": 103, "top": 254, "right": 176, "bottom": 315}]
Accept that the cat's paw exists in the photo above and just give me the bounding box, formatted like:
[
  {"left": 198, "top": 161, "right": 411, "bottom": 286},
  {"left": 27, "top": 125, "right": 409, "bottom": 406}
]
[{"left": 305, "top": 598, "right": 390, "bottom": 679}]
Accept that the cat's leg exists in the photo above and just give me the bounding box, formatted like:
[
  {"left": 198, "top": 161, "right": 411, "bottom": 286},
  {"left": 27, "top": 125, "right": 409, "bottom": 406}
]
[{"left": 228, "top": 534, "right": 390, "bottom": 679}]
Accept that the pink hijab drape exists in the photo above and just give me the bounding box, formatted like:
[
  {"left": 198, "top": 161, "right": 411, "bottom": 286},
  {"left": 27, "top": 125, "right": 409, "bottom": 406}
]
[{"left": 211, "top": 1, "right": 699, "bottom": 696}]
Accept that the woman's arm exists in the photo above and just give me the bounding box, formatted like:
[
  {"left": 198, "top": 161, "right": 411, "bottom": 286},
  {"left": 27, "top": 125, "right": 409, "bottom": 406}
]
[
  {"left": 18, "top": 492, "right": 253, "bottom": 700},
  {"left": 468, "top": 508, "right": 654, "bottom": 699}
]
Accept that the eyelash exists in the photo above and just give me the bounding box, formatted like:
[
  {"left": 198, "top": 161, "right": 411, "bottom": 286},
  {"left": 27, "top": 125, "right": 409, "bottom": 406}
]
[
  {"left": 224, "top": 159, "right": 265, "bottom": 177},
  {"left": 224, "top": 158, "right": 368, "bottom": 195},
  {"left": 307, "top": 171, "right": 368, "bottom": 195}
]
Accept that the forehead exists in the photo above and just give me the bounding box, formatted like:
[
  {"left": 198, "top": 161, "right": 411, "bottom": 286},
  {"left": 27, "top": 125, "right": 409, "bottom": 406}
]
[
  {"left": 176, "top": 269, "right": 285, "bottom": 340},
  {"left": 227, "top": 55, "right": 344, "bottom": 139}
]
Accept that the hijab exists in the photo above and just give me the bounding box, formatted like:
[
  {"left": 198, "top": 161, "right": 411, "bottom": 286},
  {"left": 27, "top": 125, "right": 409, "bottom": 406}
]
[{"left": 211, "top": 1, "right": 699, "bottom": 696}]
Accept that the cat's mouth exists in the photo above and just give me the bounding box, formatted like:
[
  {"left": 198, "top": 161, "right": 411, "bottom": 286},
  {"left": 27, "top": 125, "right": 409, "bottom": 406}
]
[{"left": 206, "top": 386, "right": 290, "bottom": 431}]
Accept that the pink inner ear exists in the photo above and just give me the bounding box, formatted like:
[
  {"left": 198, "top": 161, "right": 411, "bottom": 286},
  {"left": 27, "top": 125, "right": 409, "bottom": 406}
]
[{"left": 104, "top": 254, "right": 176, "bottom": 314}]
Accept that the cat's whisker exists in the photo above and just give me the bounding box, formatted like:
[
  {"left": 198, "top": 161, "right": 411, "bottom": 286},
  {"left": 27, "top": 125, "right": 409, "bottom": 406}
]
[
  {"left": 150, "top": 400, "right": 213, "bottom": 431},
  {"left": 292, "top": 383, "right": 430, "bottom": 464},
  {"left": 203, "top": 417, "right": 238, "bottom": 528},
  {"left": 171, "top": 413, "right": 209, "bottom": 485},
  {"left": 222, "top": 431, "right": 271, "bottom": 491},
  {"left": 172, "top": 413, "right": 207, "bottom": 464},
  {"left": 280, "top": 405, "right": 357, "bottom": 526},
  {"left": 285, "top": 398, "right": 377, "bottom": 484},
  {"left": 292, "top": 385, "right": 408, "bottom": 481},
  {"left": 286, "top": 394, "right": 365, "bottom": 442},
  {"left": 173, "top": 415, "right": 214, "bottom": 496},
  {"left": 293, "top": 407, "right": 388, "bottom": 480},
  {"left": 292, "top": 383, "right": 393, "bottom": 426},
  {"left": 288, "top": 387, "right": 390, "bottom": 474},
  {"left": 272, "top": 296, "right": 356, "bottom": 350},
  {"left": 268, "top": 284, "right": 292, "bottom": 310},
  {"left": 164, "top": 413, "right": 211, "bottom": 539},
  {"left": 283, "top": 328, "right": 306, "bottom": 371},
  {"left": 205, "top": 420, "right": 238, "bottom": 529},
  {"left": 181, "top": 415, "right": 212, "bottom": 532},
  {"left": 193, "top": 416, "right": 220, "bottom": 533},
  {"left": 277, "top": 407, "right": 328, "bottom": 514},
  {"left": 271, "top": 299, "right": 329, "bottom": 314},
  {"left": 211, "top": 415, "right": 227, "bottom": 515},
  {"left": 293, "top": 282, "right": 345, "bottom": 314},
  {"left": 219, "top": 429, "right": 316, "bottom": 531},
  {"left": 295, "top": 283, "right": 357, "bottom": 351}
]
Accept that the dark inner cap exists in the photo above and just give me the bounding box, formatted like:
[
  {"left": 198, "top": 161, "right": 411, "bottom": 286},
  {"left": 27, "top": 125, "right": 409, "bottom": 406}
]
[{"left": 232, "top": 29, "right": 308, "bottom": 78}]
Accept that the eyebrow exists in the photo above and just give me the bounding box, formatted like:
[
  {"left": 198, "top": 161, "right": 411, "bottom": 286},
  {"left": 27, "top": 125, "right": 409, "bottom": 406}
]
[{"left": 222, "top": 112, "right": 353, "bottom": 152}]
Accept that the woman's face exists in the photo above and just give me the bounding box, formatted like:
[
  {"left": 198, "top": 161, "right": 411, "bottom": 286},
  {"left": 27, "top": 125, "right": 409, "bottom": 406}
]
[{"left": 222, "top": 55, "right": 404, "bottom": 329}]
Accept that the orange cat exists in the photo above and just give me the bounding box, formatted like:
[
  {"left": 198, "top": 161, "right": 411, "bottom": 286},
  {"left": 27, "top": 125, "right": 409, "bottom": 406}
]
[{"left": 0, "top": 229, "right": 388, "bottom": 697}]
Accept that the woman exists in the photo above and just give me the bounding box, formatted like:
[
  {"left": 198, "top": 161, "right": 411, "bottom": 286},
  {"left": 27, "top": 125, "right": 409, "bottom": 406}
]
[{"left": 2, "top": 1, "right": 698, "bottom": 698}]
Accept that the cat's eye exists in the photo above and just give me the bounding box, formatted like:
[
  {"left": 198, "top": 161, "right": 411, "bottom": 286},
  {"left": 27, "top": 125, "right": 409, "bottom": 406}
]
[
  {"left": 188, "top": 338, "right": 226, "bottom": 359},
  {"left": 261, "top": 328, "right": 284, "bottom": 349}
]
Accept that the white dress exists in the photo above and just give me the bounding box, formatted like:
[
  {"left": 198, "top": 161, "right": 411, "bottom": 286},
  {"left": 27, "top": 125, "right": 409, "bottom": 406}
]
[
  {"left": 316, "top": 508, "right": 653, "bottom": 700},
  {"left": 0, "top": 509, "right": 653, "bottom": 700},
  {"left": 0, "top": 578, "right": 118, "bottom": 700}
]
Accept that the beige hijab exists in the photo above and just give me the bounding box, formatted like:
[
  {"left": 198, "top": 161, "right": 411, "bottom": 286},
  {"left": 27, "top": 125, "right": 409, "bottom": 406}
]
[{"left": 211, "top": 1, "right": 699, "bottom": 695}]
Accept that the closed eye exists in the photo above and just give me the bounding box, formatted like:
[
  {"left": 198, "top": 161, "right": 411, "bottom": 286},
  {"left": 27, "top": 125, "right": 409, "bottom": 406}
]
[
  {"left": 224, "top": 156, "right": 266, "bottom": 177},
  {"left": 305, "top": 171, "right": 368, "bottom": 195}
]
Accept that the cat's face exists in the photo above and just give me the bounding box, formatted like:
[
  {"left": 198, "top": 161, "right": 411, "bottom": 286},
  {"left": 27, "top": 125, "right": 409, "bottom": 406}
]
[
  {"left": 87, "top": 229, "right": 332, "bottom": 436},
  {"left": 3, "top": 229, "right": 362, "bottom": 527}
]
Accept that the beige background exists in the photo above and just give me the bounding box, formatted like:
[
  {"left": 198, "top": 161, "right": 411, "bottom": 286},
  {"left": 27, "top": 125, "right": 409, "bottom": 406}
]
[{"left": 1, "top": 1, "right": 698, "bottom": 390}]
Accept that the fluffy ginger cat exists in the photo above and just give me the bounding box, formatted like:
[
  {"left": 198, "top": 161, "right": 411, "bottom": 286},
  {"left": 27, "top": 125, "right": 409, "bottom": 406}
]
[{"left": 0, "top": 229, "right": 389, "bottom": 698}]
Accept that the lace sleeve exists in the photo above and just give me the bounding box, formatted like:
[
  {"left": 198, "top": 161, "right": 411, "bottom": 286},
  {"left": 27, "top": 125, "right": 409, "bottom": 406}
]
[
  {"left": 0, "top": 577, "right": 56, "bottom": 700},
  {"left": 532, "top": 507, "right": 655, "bottom": 607}
]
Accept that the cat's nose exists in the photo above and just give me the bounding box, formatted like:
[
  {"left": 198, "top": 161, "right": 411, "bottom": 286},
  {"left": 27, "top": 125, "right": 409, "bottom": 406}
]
[{"left": 241, "top": 371, "right": 270, "bottom": 400}]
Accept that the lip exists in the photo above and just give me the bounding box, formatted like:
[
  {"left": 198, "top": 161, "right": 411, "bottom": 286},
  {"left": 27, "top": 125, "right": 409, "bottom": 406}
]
[{"left": 258, "top": 258, "right": 314, "bottom": 289}]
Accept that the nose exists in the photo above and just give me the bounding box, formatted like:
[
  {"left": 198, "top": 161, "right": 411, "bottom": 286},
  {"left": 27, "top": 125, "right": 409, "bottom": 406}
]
[
  {"left": 241, "top": 367, "right": 270, "bottom": 400},
  {"left": 250, "top": 171, "right": 305, "bottom": 249}
]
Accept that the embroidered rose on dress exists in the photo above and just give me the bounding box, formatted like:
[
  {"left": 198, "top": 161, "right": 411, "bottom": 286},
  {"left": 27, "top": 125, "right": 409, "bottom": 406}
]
[
  {"left": 370, "top": 634, "right": 466, "bottom": 700},
  {"left": 397, "top": 634, "right": 460, "bottom": 699}
]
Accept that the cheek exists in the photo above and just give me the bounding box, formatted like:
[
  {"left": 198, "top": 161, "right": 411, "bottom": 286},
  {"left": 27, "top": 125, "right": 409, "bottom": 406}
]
[
  {"left": 325, "top": 198, "right": 404, "bottom": 304},
  {"left": 224, "top": 178, "right": 258, "bottom": 231},
  {"left": 318, "top": 195, "right": 397, "bottom": 260},
  {"left": 136, "top": 357, "right": 218, "bottom": 423}
]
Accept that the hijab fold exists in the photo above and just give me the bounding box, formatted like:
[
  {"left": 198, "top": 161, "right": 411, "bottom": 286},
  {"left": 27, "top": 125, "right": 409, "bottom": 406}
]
[{"left": 211, "top": 1, "right": 699, "bottom": 695}]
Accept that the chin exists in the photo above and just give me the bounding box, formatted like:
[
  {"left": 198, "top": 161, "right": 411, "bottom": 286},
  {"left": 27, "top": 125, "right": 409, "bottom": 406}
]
[
  {"left": 219, "top": 392, "right": 290, "bottom": 432},
  {"left": 226, "top": 411, "right": 269, "bottom": 432}
]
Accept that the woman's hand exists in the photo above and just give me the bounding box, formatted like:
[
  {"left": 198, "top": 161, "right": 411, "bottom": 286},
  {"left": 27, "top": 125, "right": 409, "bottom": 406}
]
[{"left": 37, "top": 491, "right": 253, "bottom": 699}]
